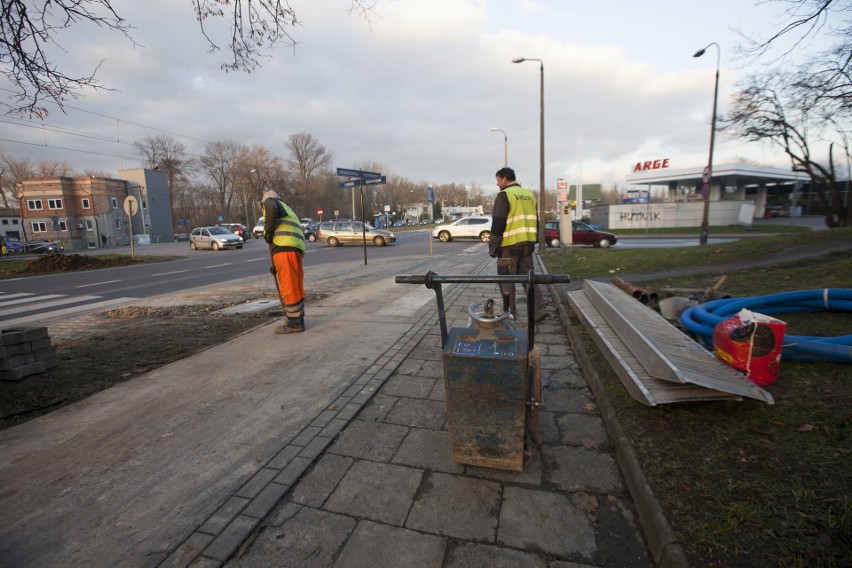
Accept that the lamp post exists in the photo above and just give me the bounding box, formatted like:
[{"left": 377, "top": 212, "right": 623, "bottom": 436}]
[
  {"left": 490, "top": 128, "right": 508, "bottom": 166},
  {"left": 693, "top": 42, "right": 720, "bottom": 246},
  {"left": 512, "top": 56, "right": 546, "bottom": 251}
]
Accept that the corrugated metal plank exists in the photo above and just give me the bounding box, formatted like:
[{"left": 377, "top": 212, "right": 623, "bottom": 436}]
[
  {"left": 582, "top": 280, "right": 774, "bottom": 405},
  {"left": 567, "top": 290, "right": 743, "bottom": 406}
]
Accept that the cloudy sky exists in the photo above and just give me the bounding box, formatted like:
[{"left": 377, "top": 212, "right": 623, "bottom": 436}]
[{"left": 0, "top": 0, "right": 830, "bottom": 192}]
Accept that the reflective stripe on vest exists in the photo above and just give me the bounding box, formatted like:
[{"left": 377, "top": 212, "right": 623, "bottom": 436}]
[
  {"left": 501, "top": 185, "right": 538, "bottom": 247},
  {"left": 266, "top": 199, "right": 306, "bottom": 252}
]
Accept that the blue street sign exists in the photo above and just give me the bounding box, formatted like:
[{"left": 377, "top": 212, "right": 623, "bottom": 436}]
[
  {"left": 427, "top": 185, "right": 434, "bottom": 203},
  {"left": 339, "top": 180, "right": 359, "bottom": 189},
  {"left": 364, "top": 176, "right": 387, "bottom": 185},
  {"left": 218, "top": 214, "right": 224, "bottom": 222},
  {"left": 336, "top": 167, "right": 381, "bottom": 179}
]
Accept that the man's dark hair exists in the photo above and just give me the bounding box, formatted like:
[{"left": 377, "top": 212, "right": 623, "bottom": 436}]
[{"left": 495, "top": 167, "right": 516, "bottom": 181}]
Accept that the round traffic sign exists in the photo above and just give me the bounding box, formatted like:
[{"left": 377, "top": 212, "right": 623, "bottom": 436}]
[
  {"left": 317, "top": 208, "right": 323, "bottom": 216},
  {"left": 702, "top": 166, "right": 711, "bottom": 184}
]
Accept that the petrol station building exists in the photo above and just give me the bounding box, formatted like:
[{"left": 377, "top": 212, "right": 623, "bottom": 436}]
[{"left": 588, "top": 162, "right": 811, "bottom": 230}]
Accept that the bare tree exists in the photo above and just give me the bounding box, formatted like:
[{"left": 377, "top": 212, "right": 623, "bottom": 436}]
[
  {"left": 134, "top": 135, "right": 194, "bottom": 226},
  {"left": 285, "top": 132, "right": 333, "bottom": 218},
  {"left": 199, "top": 139, "right": 245, "bottom": 222},
  {"left": 1, "top": 1, "right": 375, "bottom": 117},
  {"left": 727, "top": 0, "right": 851, "bottom": 227},
  {"left": 725, "top": 71, "right": 850, "bottom": 226}
]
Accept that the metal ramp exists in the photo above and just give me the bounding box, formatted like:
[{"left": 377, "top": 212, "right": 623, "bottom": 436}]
[{"left": 567, "top": 280, "right": 774, "bottom": 406}]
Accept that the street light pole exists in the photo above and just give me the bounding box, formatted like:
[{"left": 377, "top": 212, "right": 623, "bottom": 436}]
[
  {"left": 490, "top": 128, "right": 508, "bottom": 166},
  {"left": 693, "top": 42, "right": 720, "bottom": 246},
  {"left": 512, "top": 57, "right": 546, "bottom": 251}
]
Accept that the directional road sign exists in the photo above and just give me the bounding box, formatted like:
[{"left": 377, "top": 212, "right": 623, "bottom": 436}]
[
  {"left": 364, "top": 176, "right": 386, "bottom": 185},
  {"left": 338, "top": 175, "right": 386, "bottom": 189},
  {"left": 338, "top": 180, "right": 358, "bottom": 189},
  {"left": 336, "top": 167, "right": 381, "bottom": 179}
]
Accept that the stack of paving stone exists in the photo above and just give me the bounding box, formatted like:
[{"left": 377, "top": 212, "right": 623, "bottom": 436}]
[{"left": 0, "top": 327, "right": 59, "bottom": 381}]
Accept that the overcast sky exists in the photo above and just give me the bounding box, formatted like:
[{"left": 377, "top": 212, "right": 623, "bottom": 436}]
[{"left": 0, "top": 0, "right": 831, "bottom": 192}]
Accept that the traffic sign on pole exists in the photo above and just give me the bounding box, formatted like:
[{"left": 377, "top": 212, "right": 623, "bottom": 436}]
[
  {"left": 364, "top": 176, "right": 386, "bottom": 185},
  {"left": 336, "top": 167, "right": 381, "bottom": 179},
  {"left": 339, "top": 180, "right": 359, "bottom": 189}
]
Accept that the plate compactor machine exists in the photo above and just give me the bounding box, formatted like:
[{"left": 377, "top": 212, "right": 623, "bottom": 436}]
[{"left": 395, "top": 271, "right": 570, "bottom": 472}]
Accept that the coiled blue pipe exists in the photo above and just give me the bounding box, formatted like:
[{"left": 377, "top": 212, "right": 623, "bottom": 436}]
[{"left": 680, "top": 289, "right": 852, "bottom": 363}]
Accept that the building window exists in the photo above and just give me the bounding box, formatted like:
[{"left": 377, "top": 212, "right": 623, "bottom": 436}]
[
  {"left": 114, "top": 219, "right": 121, "bottom": 230},
  {"left": 54, "top": 221, "right": 68, "bottom": 231},
  {"left": 27, "top": 199, "right": 43, "bottom": 210},
  {"left": 111, "top": 197, "right": 118, "bottom": 209},
  {"left": 85, "top": 220, "right": 93, "bottom": 230},
  {"left": 48, "top": 198, "right": 63, "bottom": 209},
  {"left": 1, "top": 220, "right": 6, "bottom": 225},
  {"left": 82, "top": 198, "right": 91, "bottom": 209},
  {"left": 31, "top": 222, "right": 47, "bottom": 233}
]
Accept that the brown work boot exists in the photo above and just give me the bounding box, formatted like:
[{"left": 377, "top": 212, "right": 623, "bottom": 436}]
[{"left": 275, "top": 317, "right": 305, "bottom": 334}]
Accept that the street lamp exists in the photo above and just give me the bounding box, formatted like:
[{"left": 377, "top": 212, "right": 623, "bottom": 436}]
[
  {"left": 490, "top": 128, "right": 508, "bottom": 167},
  {"left": 693, "top": 42, "right": 720, "bottom": 246},
  {"left": 512, "top": 56, "right": 546, "bottom": 251}
]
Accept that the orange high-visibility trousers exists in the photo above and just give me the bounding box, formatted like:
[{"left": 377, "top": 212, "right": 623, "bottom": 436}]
[{"left": 272, "top": 251, "right": 305, "bottom": 319}]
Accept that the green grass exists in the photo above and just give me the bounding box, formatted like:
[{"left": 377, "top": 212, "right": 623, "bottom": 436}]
[
  {"left": 543, "top": 227, "right": 852, "bottom": 567},
  {"left": 612, "top": 223, "right": 809, "bottom": 235}
]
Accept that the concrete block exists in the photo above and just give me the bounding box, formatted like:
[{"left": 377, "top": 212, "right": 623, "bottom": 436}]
[
  {"left": 405, "top": 472, "right": 501, "bottom": 540},
  {"left": 0, "top": 327, "right": 48, "bottom": 346},
  {"left": 0, "top": 352, "right": 35, "bottom": 371},
  {"left": 335, "top": 520, "right": 445, "bottom": 568},
  {"left": 325, "top": 461, "right": 421, "bottom": 525}
]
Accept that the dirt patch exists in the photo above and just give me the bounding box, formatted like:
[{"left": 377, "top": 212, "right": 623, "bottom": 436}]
[{"left": 15, "top": 253, "right": 143, "bottom": 275}]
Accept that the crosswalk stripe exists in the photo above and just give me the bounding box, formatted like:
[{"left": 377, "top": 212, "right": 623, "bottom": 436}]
[
  {"left": 0, "top": 295, "right": 101, "bottom": 316},
  {"left": 0, "top": 297, "right": 138, "bottom": 328},
  {"left": 0, "top": 294, "right": 64, "bottom": 308}
]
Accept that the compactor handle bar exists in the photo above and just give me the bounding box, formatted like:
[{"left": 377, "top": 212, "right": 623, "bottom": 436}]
[{"left": 395, "top": 271, "right": 571, "bottom": 349}]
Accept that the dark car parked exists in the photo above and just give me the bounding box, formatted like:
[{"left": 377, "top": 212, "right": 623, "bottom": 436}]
[
  {"left": 24, "top": 241, "right": 65, "bottom": 254},
  {"left": 219, "top": 223, "right": 251, "bottom": 241},
  {"left": 544, "top": 220, "right": 617, "bottom": 248}
]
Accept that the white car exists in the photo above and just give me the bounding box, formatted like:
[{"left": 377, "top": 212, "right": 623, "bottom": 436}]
[
  {"left": 189, "top": 226, "right": 244, "bottom": 250},
  {"left": 431, "top": 216, "right": 492, "bottom": 243},
  {"left": 252, "top": 218, "right": 264, "bottom": 239}
]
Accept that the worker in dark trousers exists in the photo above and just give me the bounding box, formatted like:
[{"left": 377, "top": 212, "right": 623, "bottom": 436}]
[
  {"left": 262, "top": 189, "right": 307, "bottom": 334},
  {"left": 488, "top": 167, "right": 546, "bottom": 322}
]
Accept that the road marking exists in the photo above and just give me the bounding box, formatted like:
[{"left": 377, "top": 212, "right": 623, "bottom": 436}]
[
  {"left": 0, "top": 294, "right": 64, "bottom": 308},
  {"left": 152, "top": 270, "right": 190, "bottom": 276},
  {"left": 204, "top": 263, "right": 232, "bottom": 269},
  {"left": 0, "top": 295, "right": 99, "bottom": 316},
  {"left": 76, "top": 280, "right": 122, "bottom": 288},
  {"left": 246, "top": 258, "right": 265, "bottom": 262},
  {"left": 0, "top": 293, "right": 35, "bottom": 301},
  {"left": 376, "top": 287, "right": 435, "bottom": 316},
  {"left": 0, "top": 297, "right": 138, "bottom": 328}
]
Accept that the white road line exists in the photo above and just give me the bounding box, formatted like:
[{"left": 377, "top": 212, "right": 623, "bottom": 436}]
[
  {"left": 246, "top": 258, "right": 265, "bottom": 262},
  {"left": 0, "top": 297, "right": 138, "bottom": 328},
  {"left": 0, "top": 295, "right": 99, "bottom": 316},
  {"left": 0, "top": 294, "right": 64, "bottom": 309},
  {"left": 76, "top": 280, "right": 122, "bottom": 288},
  {"left": 0, "top": 293, "right": 35, "bottom": 300},
  {"left": 152, "top": 270, "right": 190, "bottom": 276},
  {"left": 205, "top": 263, "right": 231, "bottom": 269}
]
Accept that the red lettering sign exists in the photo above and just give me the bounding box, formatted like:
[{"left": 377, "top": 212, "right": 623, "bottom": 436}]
[{"left": 632, "top": 158, "right": 671, "bottom": 172}]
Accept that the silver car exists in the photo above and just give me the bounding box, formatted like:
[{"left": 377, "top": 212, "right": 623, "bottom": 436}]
[
  {"left": 317, "top": 219, "right": 396, "bottom": 247},
  {"left": 189, "top": 226, "right": 244, "bottom": 250},
  {"left": 431, "top": 215, "right": 492, "bottom": 243}
]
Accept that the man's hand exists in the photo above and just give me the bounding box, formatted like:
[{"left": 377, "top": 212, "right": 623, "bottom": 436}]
[
  {"left": 488, "top": 246, "right": 498, "bottom": 258},
  {"left": 269, "top": 266, "right": 277, "bottom": 275},
  {"left": 264, "top": 232, "right": 274, "bottom": 244}
]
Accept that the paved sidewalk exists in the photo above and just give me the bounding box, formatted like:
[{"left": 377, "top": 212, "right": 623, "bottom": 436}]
[{"left": 163, "top": 257, "right": 653, "bottom": 567}]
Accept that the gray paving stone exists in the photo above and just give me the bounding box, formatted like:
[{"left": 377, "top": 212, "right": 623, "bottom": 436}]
[
  {"left": 418, "top": 360, "right": 445, "bottom": 378},
  {"left": 541, "top": 446, "right": 623, "bottom": 494},
  {"left": 274, "top": 456, "right": 313, "bottom": 486},
  {"left": 299, "top": 435, "right": 333, "bottom": 460},
  {"left": 445, "top": 541, "right": 546, "bottom": 567},
  {"left": 543, "top": 386, "right": 594, "bottom": 412},
  {"left": 161, "top": 532, "right": 215, "bottom": 567},
  {"left": 539, "top": 412, "right": 560, "bottom": 444},
  {"left": 384, "top": 398, "right": 446, "bottom": 429},
  {"left": 392, "top": 428, "right": 464, "bottom": 474},
  {"left": 408, "top": 344, "right": 442, "bottom": 361},
  {"left": 203, "top": 515, "right": 261, "bottom": 562},
  {"left": 356, "top": 394, "right": 397, "bottom": 422},
  {"left": 498, "top": 487, "right": 595, "bottom": 557},
  {"left": 199, "top": 496, "right": 250, "bottom": 535},
  {"left": 556, "top": 413, "right": 609, "bottom": 448},
  {"left": 236, "top": 467, "right": 277, "bottom": 499},
  {"left": 395, "top": 358, "right": 424, "bottom": 375},
  {"left": 324, "top": 461, "right": 422, "bottom": 526},
  {"left": 290, "top": 454, "right": 353, "bottom": 508},
  {"left": 544, "top": 366, "right": 588, "bottom": 389},
  {"left": 381, "top": 375, "right": 437, "bottom": 398},
  {"left": 334, "top": 520, "right": 446, "bottom": 568},
  {"left": 406, "top": 472, "right": 501, "bottom": 540},
  {"left": 291, "top": 425, "right": 322, "bottom": 447},
  {"left": 328, "top": 420, "right": 408, "bottom": 462},
  {"left": 242, "top": 482, "right": 290, "bottom": 519},
  {"left": 226, "top": 506, "right": 355, "bottom": 567},
  {"left": 428, "top": 379, "right": 446, "bottom": 401}
]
